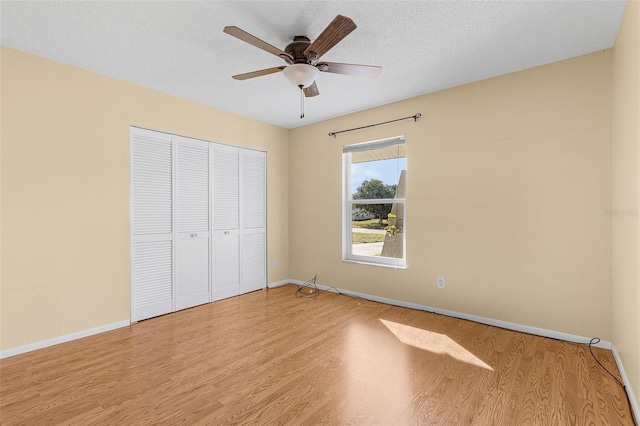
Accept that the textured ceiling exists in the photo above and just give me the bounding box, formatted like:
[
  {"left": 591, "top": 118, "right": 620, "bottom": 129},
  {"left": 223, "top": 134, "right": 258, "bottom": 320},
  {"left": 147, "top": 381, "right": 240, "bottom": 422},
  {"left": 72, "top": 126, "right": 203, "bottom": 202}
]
[{"left": 1, "top": 1, "right": 627, "bottom": 129}]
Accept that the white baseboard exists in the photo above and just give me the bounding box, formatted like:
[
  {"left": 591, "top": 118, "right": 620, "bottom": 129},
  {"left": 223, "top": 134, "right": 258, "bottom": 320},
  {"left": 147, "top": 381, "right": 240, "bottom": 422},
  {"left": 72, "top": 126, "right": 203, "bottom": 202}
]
[
  {"left": 1, "top": 280, "right": 304, "bottom": 359},
  {"left": 268, "top": 279, "right": 292, "bottom": 288},
  {"left": 280, "top": 278, "right": 613, "bottom": 349},
  {"left": 612, "top": 344, "right": 640, "bottom": 423},
  {"left": 0, "top": 320, "right": 130, "bottom": 359}
]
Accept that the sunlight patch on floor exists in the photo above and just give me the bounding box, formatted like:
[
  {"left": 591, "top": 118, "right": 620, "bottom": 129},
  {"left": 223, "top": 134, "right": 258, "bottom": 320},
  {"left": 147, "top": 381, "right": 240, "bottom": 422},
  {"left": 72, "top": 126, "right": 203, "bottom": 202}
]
[{"left": 380, "top": 319, "right": 494, "bottom": 371}]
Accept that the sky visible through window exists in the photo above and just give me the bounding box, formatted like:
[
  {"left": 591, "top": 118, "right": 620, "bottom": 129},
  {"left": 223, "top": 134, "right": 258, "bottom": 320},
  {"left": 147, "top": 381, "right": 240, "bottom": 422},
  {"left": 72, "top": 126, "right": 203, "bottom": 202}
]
[{"left": 351, "top": 158, "right": 406, "bottom": 195}]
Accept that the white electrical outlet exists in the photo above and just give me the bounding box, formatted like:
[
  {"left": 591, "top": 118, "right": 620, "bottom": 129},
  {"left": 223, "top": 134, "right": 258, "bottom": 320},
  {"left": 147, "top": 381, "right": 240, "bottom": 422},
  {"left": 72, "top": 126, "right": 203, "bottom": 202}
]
[
  {"left": 437, "top": 277, "right": 445, "bottom": 289},
  {"left": 271, "top": 260, "right": 277, "bottom": 269}
]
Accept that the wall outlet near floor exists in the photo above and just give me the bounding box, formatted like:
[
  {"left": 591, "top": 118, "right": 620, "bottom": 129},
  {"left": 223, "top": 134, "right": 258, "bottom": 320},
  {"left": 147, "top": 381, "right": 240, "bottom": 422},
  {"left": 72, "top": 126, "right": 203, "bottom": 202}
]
[
  {"left": 437, "top": 276, "right": 445, "bottom": 289},
  {"left": 271, "top": 260, "right": 277, "bottom": 269}
]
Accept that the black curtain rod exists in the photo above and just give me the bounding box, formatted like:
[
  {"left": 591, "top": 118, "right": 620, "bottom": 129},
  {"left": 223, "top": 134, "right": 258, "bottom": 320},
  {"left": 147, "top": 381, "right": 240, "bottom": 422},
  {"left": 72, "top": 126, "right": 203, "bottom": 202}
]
[{"left": 328, "top": 113, "right": 421, "bottom": 138}]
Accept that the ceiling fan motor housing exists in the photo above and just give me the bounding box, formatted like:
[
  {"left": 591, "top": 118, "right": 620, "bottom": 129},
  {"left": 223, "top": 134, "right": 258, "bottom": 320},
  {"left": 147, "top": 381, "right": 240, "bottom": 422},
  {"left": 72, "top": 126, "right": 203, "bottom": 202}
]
[{"left": 285, "top": 36, "right": 314, "bottom": 64}]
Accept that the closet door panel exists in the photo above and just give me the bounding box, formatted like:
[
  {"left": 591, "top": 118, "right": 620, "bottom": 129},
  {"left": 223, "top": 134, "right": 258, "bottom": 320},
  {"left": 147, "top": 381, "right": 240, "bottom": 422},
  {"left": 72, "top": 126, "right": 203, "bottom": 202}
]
[
  {"left": 212, "top": 144, "right": 241, "bottom": 300},
  {"left": 131, "top": 128, "right": 173, "bottom": 322},
  {"left": 175, "top": 137, "right": 210, "bottom": 311},
  {"left": 132, "top": 239, "right": 173, "bottom": 321},
  {"left": 131, "top": 130, "right": 173, "bottom": 237},
  {"left": 240, "top": 149, "right": 266, "bottom": 293},
  {"left": 212, "top": 144, "right": 240, "bottom": 231},
  {"left": 241, "top": 149, "right": 266, "bottom": 230},
  {"left": 212, "top": 230, "right": 240, "bottom": 300},
  {"left": 176, "top": 234, "right": 210, "bottom": 310},
  {"left": 240, "top": 229, "right": 265, "bottom": 294}
]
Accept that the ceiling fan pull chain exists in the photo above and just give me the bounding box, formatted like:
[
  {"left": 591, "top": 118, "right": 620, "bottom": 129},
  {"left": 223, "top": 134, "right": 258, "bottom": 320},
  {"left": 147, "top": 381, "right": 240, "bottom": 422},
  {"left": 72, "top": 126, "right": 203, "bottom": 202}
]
[{"left": 299, "top": 85, "right": 305, "bottom": 119}]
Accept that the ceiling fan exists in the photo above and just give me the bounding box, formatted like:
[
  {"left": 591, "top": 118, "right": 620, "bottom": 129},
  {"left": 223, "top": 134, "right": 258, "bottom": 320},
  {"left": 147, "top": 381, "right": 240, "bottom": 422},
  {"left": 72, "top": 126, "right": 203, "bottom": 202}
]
[{"left": 223, "top": 15, "right": 382, "bottom": 101}]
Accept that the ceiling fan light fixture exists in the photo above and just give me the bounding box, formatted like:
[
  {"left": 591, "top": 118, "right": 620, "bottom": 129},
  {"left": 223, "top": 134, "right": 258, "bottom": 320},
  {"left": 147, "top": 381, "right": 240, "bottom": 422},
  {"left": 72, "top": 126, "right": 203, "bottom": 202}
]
[{"left": 282, "top": 63, "right": 319, "bottom": 88}]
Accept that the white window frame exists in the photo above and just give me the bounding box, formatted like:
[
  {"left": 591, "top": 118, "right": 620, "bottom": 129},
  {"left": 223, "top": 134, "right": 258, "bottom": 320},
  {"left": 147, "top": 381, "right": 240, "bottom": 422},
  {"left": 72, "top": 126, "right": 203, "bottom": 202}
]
[{"left": 342, "top": 136, "right": 406, "bottom": 268}]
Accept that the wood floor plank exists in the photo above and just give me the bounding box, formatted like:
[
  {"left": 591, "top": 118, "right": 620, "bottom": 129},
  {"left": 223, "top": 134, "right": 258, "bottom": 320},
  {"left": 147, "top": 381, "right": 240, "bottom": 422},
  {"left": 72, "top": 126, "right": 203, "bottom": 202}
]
[{"left": 0, "top": 285, "right": 635, "bottom": 425}]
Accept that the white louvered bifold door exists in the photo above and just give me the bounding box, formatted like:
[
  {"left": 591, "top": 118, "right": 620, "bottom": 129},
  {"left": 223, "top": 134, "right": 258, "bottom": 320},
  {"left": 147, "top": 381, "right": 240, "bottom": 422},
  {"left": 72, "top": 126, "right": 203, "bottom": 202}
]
[
  {"left": 131, "top": 128, "right": 174, "bottom": 322},
  {"left": 240, "top": 149, "right": 266, "bottom": 294},
  {"left": 211, "top": 144, "right": 240, "bottom": 301},
  {"left": 175, "top": 136, "right": 211, "bottom": 311}
]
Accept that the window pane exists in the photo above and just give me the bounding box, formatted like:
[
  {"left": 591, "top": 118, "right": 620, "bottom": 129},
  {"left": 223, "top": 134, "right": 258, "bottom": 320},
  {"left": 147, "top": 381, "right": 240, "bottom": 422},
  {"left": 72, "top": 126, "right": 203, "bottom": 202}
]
[
  {"left": 351, "top": 145, "right": 405, "bottom": 199},
  {"left": 352, "top": 203, "right": 403, "bottom": 259}
]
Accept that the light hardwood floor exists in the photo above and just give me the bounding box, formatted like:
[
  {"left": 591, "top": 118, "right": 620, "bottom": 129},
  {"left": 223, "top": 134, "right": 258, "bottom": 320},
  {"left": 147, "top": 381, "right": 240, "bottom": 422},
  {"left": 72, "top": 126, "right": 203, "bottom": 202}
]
[{"left": 0, "top": 284, "right": 635, "bottom": 425}]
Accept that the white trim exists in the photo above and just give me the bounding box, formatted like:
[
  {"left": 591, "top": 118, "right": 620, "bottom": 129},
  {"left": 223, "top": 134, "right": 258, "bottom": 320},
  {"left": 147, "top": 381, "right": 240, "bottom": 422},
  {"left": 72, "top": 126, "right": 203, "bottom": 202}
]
[
  {"left": 345, "top": 253, "right": 407, "bottom": 268},
  {"left": 343, "top": 137, "right": 407, "bottom": 268},
  {"left": 612, "top": 344, "right": 640, "bottom": 423},
  {"left": 172, "top": 133, "right": 178, "bottom": 313},
  {"left": 209, "top": 145, "right": 214, "bottom": 302},
  {"left": 342, "top": 152, "right": 350, "bottom": 260},
  {"left": 0, "top": 320, "right": 130, "bottom": 359},
  {"left": 129, "top": 126, "right": 135, "bottom": 326},
  {"left": 342, "top": 259, "right": 407, "bottom": 269},
  {"left": 284, "top": 279, "right": 613, "bottom": 349},
  {"left": 351, "top": 198, "right": 406, "bottom": 205},
  {"left": 268, "top": 279, "right": 292, "bottom": 288},
  {"left": 342, "top": 136, "right": 405, "bottom": 153}
]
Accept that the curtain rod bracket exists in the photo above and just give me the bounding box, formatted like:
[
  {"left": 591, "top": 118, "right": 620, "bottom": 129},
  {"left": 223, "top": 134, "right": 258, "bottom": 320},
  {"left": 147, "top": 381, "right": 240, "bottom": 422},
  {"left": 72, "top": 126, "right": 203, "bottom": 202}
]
[{"left": 328, "top": 113, "right": 421, "bottom": 138}]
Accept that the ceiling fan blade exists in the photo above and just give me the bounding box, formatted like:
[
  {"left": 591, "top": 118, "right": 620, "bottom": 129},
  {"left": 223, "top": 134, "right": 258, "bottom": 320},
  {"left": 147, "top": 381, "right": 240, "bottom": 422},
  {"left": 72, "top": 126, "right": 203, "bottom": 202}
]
[
  {"left": 223, "top": 26, "right": 293, "bottom": 62},
  {"left": 304, "top": 15, "right": 357, "bottom": 59},
  {"left": 318, "top": 62, "right": 382, "bottom": 78},
  {"left": 232, "top": 66, "right": 285, "bottom": 80},
  {"left": 304, "top": 81, "right": 319, "bottom": 97}
]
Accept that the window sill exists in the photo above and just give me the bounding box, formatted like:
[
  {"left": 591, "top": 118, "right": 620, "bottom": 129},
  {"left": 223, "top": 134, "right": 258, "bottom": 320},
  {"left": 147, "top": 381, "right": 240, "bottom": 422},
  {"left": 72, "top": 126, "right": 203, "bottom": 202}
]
[{"left": 342, "top": 259, "right": 407, "bottom": 269}]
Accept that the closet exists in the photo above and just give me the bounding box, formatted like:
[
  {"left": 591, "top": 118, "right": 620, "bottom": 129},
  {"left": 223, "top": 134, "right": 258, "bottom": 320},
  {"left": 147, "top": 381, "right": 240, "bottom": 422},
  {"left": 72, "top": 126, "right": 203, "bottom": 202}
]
[{"left": 130, "top": 127, "right": 266, "bottom": 322}]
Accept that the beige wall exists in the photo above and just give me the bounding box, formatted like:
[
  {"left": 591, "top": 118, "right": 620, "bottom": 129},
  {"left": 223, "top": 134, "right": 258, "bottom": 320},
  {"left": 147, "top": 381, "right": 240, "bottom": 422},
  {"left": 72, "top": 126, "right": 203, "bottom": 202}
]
[
  {"left": 0, "top": 47, "right": 290, "bottom": 350},
  {"left": 1, "top": 26, "right": 634, "bottom": 414},
  {"left": 290, "top": 50, "right": 613, "bottom": 340},
  {"left": 612, "top": 0, "right": 640, "bottom": 411}
]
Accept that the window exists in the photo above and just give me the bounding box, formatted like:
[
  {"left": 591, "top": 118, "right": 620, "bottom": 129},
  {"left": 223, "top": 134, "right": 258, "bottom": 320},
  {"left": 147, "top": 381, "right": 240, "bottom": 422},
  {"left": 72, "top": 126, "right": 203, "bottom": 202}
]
[{"left": 343, "top": 137, "right": 406, "bottom": 267}]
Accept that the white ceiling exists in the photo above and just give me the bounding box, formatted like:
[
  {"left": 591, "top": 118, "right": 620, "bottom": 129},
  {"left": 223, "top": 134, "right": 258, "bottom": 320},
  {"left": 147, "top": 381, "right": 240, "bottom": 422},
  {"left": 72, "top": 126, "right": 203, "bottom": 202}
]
[{"left": 1, "top": 1, "right": 626, "bottom": 129}]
